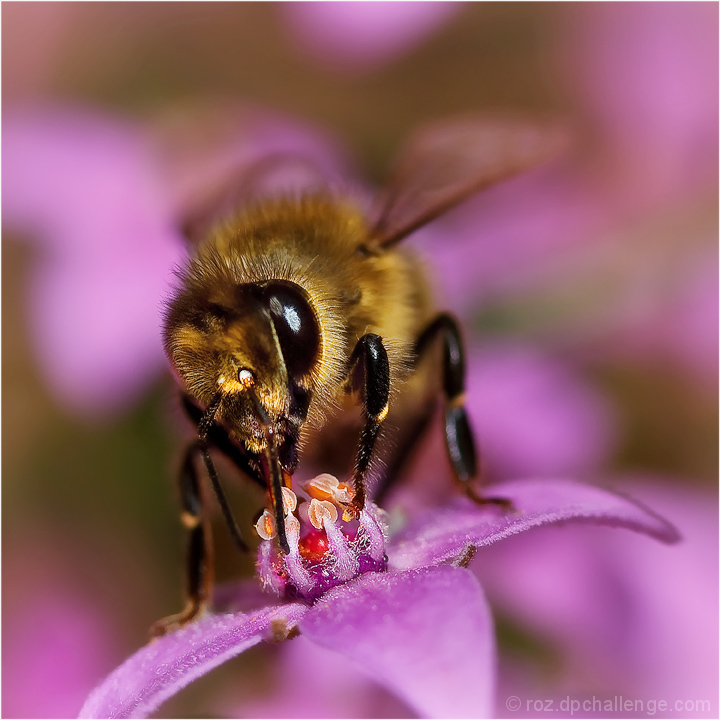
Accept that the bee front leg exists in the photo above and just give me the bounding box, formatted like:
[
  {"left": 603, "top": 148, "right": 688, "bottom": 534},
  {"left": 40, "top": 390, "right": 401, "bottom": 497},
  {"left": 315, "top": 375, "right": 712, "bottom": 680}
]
[
  {"left": 346, "top": 333, "right": 390, "bottom": 514},
  {"left": 181, "top": 394, "right": 265, "bottom": 492},
  {"left": 150, "top": 442, "right": 214, "bottom": 638},
  {"left": 415, "top": 313, "right": 511, "bottom": 509}
]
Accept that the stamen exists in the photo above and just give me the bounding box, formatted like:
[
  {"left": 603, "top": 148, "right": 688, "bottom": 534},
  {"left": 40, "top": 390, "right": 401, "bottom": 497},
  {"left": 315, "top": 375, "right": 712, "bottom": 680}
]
[
  {"left": 256, "top": 479, "right": 389, "bottom": 603},
  {"left": 324, "top": 519, "right": 360, "bottom": 581},
  {"left": 284, "top": 514, "right": 301, "bottom": 544},
  {"left": 281, "top": 487, "right": 298, "bottom": 514},
  {"left": 257, "top": 540, "right": 284, "bottom": 595},
  {"left": 255, "top": 510, "right": 277, "bottom": 541},
  {"left": 304, "top": 473, "right": 355, "bottom": 507},
  {"left": 307, "top": 499, "right": 338, "bottom": 529},
  {"left": 358, "top": 504, "right": 388, "bottom": 562},
  {"left": 283, "top": 514, "right": 314, "bottom": 597}
]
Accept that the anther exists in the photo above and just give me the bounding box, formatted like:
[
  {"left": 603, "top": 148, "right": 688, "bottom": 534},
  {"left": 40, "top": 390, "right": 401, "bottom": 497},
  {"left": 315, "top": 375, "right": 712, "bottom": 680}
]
[
  {"left": 307, "top": 499, "right": 338, "bottom": 529},
  {"left": 281, "top": 487, "right": 298, "bottom": 515},
  {"left": 304, "top": 473, "right": 354, "bottom": 507},
  {"left": 255, "top": 510, "right": 276, "bottom": 541}
]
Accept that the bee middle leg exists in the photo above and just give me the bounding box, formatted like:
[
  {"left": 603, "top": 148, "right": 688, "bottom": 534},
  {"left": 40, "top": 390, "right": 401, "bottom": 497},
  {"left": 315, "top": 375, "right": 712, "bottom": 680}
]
[
  {"left": 414, "top": 313, "right": 511, "bottom": 509},
  {"left": 346, "top": 333, "right": 390, "bottom": 513},
  {"left": 150, "top": 441, "right": 214, "bottom": 637}
]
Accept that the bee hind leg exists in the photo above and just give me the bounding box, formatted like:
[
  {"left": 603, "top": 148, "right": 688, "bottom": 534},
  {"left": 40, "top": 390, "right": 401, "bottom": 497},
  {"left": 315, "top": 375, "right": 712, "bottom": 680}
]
[
  {"left": 150, "top": 441, "right": 214, "bottom": 638},
  {"left": 346, "top": 333, "right": 390, "bottom": 514},
  {"left": 415, "top": 313, "right": 512, "bottom": 510}
]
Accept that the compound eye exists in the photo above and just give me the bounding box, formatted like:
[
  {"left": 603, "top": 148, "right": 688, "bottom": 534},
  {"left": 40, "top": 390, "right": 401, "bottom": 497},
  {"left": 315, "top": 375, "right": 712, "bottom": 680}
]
[{"left": 263, "top": 281, "right": 320, "bottom": 378}]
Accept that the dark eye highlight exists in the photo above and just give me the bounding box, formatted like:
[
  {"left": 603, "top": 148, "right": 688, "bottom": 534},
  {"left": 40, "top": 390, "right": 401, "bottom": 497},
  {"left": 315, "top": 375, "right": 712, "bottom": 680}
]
[{"left": 262, "top": 281, "right": 320, "bottom": 378}]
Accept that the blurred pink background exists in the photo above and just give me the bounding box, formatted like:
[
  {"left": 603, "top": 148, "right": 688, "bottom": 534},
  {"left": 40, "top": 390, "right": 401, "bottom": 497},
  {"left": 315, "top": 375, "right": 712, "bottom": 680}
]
[{"left": 3, "top": 3, "right": 717, "bottom": 718}]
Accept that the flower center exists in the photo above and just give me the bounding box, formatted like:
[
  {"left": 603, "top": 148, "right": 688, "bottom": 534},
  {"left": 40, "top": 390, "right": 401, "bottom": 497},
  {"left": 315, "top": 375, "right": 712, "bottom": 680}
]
[{"left": 255, "top": 473, "right": 389, "bottom": 603}]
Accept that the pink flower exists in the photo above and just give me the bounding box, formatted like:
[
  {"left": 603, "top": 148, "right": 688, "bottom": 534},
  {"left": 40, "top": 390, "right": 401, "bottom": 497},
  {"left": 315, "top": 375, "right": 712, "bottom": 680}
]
[
  {"left": 2, "top": 533, "right": 123, "bottom": 719},
  {"left": 2, "top": 104, "right": 349, "bottom": 416},
  {"left": 281, "top": 2, "right": 461, "bottom": 73},
  {"left": 560, "top": 2, "right": 718, "bottom": 213},
  {"left": 478, "top": 480, "right": 718, "bottom": 717},
  {"left": 79, "top": 479, "right": 678, "bottom": 719}
]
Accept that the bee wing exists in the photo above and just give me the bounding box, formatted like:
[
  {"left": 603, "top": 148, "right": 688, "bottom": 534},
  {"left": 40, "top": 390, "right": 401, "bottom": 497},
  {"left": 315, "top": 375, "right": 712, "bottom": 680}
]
[
  {"left": 180, "top": 153, "right": 335, "bottom": 244},
  {"left": 372, "top": 115, "right": 571, "bottom": 248}
]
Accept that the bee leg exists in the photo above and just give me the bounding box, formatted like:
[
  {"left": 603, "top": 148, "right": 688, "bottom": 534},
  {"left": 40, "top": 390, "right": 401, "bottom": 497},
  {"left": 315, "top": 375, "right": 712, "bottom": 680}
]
[
  {"left": 181, "top": 392, "right": 259, "bottom": 552},
  {"left": 415, "top": 313, "right": 511, "bottom": 509},
  {"left": 150, "top": 442, "right": 214, "bottom": 637},
  {"left": 346, "top": 334, "right": 390, "bottom": 514},
  {"left": 181, "top": 394, "right": 265, "bottom": 491}
]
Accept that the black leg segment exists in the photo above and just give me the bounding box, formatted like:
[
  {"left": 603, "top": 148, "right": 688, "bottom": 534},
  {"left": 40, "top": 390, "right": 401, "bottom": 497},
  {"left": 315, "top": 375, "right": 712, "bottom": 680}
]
[
  {"left": 445, "top": 403, "right": 477, "bottom": 484},
  {"left": 150, "top": 442, "right": 214, "bottom": 637},
  {"left": 181, "top": 394, "right": 265, "bottom": 490},
  {"left": 182, "top": 393, "right": 260, "bottom": 550},
  {"left": 415, "top": 313, "right": 510, "bottom": 508},
  {"left": 346, "top": 333, "right": 390, "bottom": 513}
]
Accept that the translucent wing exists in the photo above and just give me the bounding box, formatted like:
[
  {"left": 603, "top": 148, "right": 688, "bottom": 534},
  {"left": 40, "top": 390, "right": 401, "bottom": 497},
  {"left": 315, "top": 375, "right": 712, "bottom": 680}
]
[
  {"left": 153, "top": 101, "right": 350, "bottom": 245},
  {"left": 180, "top": 153, "right": 335, "bottom": 244},
  {"left": 372, "top": 114, "right": 571, "bottom": 248}
]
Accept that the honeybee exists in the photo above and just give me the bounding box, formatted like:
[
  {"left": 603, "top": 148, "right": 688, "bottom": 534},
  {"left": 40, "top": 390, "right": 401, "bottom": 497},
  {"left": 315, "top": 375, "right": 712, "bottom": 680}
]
[{"left": 153, "top": 114, "right": 565, "bottom": 635}]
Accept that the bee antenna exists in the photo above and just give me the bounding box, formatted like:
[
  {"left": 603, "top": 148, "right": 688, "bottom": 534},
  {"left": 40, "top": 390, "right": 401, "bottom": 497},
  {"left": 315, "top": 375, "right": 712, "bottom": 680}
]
[{"left": 197, "top": 393, "right": 250, "bottom": 553}]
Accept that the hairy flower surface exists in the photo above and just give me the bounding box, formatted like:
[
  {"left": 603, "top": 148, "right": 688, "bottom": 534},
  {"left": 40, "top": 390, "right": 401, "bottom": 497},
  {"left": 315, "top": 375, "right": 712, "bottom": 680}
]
[{"left": 79, "top": 479, "right": 678, "bottom": 719}]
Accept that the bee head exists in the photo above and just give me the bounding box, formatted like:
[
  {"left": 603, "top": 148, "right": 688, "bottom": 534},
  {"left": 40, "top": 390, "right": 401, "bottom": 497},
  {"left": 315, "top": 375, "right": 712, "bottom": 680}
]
[{"left": 164, "top": 277, "right": 320, "bottom": 453}]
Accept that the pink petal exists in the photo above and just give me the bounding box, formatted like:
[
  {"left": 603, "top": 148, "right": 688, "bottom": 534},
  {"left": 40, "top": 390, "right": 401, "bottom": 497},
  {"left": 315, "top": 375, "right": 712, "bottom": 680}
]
[
  {"left": 467, "top": 345, "right": 616, "bottom": 478},
  {"left": 300, "top": 566, "right": 495, "bottom": 718},
  {"left": 78, "top": 603, "right": 307, "bottom": 719},
  {"left": 283, "top": 2, "right": 460, "bottom": 72},
  {"left": 477, "top": 480, "right": 718, "bottom": 715},
  {"left": 3, "top": 107, "right": 182, "bottom": 414},
  {"left": 232, "top": 635, "right": 414, "bottom": 718},
  {"left": 559, "top": 3, "right": 718, "bottom": 210},
  {"left": 389, "top": 479, "right": 679, "bottom": 571}
]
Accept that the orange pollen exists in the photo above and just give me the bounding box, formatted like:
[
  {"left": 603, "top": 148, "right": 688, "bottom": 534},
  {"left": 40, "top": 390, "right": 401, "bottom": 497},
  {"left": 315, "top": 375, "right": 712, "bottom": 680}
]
[
  {"left": 255, "top": 510, "right": 276, "bottom": 540},
  {"left": 307, "top": 498, "right": 338, "bottom": 529},
  {"left": 304, "top": 473, "right": 355, "bottom": 507}
]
